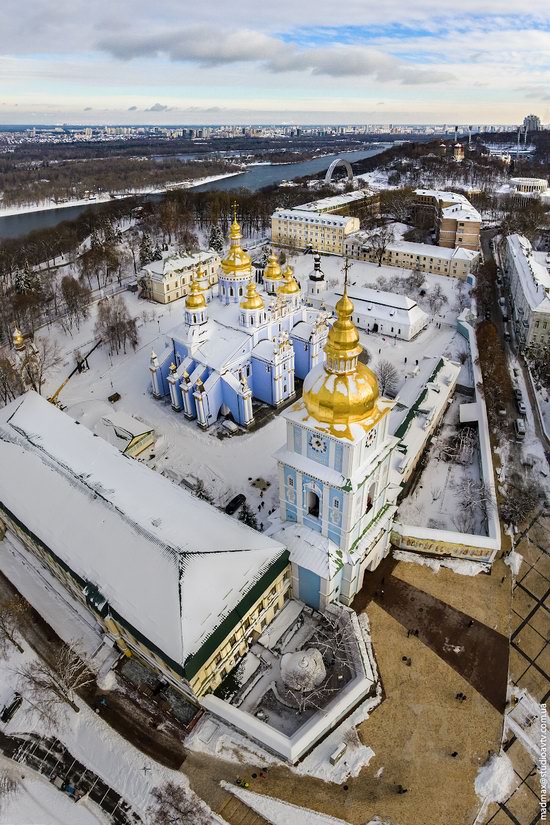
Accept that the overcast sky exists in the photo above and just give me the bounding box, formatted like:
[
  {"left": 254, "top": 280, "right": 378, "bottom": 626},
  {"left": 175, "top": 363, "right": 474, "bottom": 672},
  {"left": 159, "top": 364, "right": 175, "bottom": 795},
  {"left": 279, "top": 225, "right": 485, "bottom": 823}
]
[{"left": 1, "top": 1, "right": 549, "bottom": 125}]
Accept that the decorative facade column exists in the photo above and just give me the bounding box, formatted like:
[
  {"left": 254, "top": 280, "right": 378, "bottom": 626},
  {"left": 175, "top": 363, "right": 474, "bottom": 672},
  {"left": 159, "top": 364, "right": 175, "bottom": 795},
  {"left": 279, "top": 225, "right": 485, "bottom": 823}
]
[
  {"left": 149, "top": 350, "right": 163, "bottom": 399},
  {"left": 167, "top": 363, "right": 183, "bottom": 411}
]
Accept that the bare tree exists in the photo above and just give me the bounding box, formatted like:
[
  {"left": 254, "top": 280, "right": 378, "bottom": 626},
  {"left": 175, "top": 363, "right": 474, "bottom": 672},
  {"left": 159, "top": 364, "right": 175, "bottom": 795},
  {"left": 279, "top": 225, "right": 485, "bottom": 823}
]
[
  {"left": 0, "top": 596, "right": 28, "bottom": 656},
  {"left": 61, "top": 276, "right": 91, "bottom": 331},
  {"left": 427, "top": 284, "right": 448, "bottom": 315},
  {"left": 17, "top": 643, "right": 93, "bottom": 721},
  {"left": 20, "top": 337, "right": 62, "bottom": 396},
  {"left": 0, "top": 351, "right": 23, "bottom": 407},
  {"left": 94, "top": 295, "right": 139, "bottom": 355},
  {"left": 149, "top": 782, "right": 211, "bottom": 825},
  {"left": 453, "top": 281, "right": 470, "bottom": 313},
  {"left": 405, "top": 267, "right": 426, "bottom": 293},
  {"left": 365, "top": 225, "right": 394, "bottom": 267},
  {"left": 501, "top": 476, "right": 541, "bottom": 527},
  {"left": 375, "top": 360, "right": 399, "bottom": 397}
]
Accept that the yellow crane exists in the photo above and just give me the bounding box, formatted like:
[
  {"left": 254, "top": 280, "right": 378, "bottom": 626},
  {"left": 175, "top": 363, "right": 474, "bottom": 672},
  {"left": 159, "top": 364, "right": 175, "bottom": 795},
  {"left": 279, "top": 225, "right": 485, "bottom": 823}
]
[{"left": 48, "top": 339, "right": 102, "bottom": 406}]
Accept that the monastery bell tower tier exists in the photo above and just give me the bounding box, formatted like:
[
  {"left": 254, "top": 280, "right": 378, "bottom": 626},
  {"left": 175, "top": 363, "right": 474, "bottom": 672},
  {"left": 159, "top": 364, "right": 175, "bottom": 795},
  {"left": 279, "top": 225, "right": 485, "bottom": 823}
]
[
  {"left": 272, "top": 283, "right": 400, "bottom": 611},
  {"left": 218, "top": 203, "right": 253, "bottom": 304}
]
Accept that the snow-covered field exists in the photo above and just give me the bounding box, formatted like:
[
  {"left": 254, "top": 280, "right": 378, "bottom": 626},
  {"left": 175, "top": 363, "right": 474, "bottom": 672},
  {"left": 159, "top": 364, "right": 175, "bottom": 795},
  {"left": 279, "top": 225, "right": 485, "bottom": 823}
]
[
  {"left": 40, "top": 293, "right": 284, "bottom": 516},
  {"left": 0, "top": 756, "right": 109, "bottom": 825}
]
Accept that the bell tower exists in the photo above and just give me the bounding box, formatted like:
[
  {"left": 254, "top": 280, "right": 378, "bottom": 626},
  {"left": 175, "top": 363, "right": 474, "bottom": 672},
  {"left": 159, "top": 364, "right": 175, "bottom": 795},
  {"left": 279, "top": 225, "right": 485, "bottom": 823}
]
[{"left": 273, "top": 263, "right": 399, "bottom": 610}]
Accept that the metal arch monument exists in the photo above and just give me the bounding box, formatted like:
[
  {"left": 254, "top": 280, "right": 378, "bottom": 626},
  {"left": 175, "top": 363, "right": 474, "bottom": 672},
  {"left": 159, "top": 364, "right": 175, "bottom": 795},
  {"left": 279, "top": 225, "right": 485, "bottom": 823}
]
[{"left": 324, "top": 157, "right": 354, "bottom": 185}]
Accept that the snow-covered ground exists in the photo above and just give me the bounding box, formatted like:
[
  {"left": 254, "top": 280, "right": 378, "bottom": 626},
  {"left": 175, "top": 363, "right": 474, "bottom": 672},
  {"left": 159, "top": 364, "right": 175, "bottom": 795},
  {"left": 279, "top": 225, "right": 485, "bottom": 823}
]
[
  {"left": 0, "top": 638, "right": 215, "bottom": 823},
  {"left": 40, "top": 294, "right": 284, "bottom": 516},
  {"left": 0, "top": 756, "right": 109, "bottom": 825}
]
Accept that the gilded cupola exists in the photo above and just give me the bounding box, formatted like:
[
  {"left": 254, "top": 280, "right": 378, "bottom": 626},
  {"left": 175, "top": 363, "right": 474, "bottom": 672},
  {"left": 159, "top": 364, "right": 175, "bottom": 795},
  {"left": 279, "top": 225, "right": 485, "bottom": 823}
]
[
  {"left": 263, "top": 251, "right": 283, "bottom": 282},
  {"left": 302, "top": 284, "right": 379, "bottom": 426},
  {"left": 277, "top": 264, "right": 301, "bottom": 296},
  {"left": 240, "top": 281, "right": 265, "bottom": 311},
  {"left": 220, "top": 203, "right": 252, "bottom": 277}
]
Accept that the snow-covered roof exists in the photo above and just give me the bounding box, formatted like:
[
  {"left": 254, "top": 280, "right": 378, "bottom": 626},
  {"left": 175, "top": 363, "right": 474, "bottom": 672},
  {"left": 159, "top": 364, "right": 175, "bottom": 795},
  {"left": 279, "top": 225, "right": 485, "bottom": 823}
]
[
  {"left": 415, "top": 189, "right": 470, "bottom": 205},
  {"left": 441, "top": 203, "right": 481, "bottom": 223},
  {"left": 290, "top": 321, "right": 316, "bottom": 342},
  {"left": 272, "top": 209, "right": 354, "bottom": 228},
  {"left": 506, "top": 234, "right": 550, "bottom": 314},
  {"left": 295, "top": 190, "right": 374, "bottom": 213},
  {"left": 143, "top": 250, "right": 218, "bottom": 281},
  {"left": 98, "top": 411, "right": 153, "bottom": 439},
  {"left": 385, "top": 240, "right": 479, "bottom": 262},
  {"left": 0, "top": 393, "right": 286, "bottom": 675}
]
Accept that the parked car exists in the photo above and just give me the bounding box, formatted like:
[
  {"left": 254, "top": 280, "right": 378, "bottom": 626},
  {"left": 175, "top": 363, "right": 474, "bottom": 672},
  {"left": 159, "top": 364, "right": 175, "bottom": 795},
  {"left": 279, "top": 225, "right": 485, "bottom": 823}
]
[
  {"left": 0, "top": 692, "right": 22, "bottom": 723},
  {"left": 517, "top": 401, "right": 527, "bottom": 416},
  {"left": 513, "top": 387, "right": 523, "bottom": 401},
  {"left": 513, "top": 367, "right": 520, "bottom": 377},
  {"left": 225, "top": 494, "right": 246, "bottom": 515},
  {"left": 498, "top": 297, "right": 506, "bottom": 307},
  {"left": 514, "top": 418, "right": 526, "bottom": 440}
]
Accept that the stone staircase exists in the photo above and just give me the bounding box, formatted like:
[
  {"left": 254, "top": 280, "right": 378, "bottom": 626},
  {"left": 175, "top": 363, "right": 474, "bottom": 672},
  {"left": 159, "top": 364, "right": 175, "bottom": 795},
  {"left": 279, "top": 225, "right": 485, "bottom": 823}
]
[{"left": 218, "top": 791, "right": 271, "bottom": 825}]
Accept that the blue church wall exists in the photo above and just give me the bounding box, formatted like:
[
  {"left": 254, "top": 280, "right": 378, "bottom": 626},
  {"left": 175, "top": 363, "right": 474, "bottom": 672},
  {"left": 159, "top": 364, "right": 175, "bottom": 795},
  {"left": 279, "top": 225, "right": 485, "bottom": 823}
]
[
  {"left": 201, "top": 376, "right": 225, "bottom": 426},
  {"left": 302, "top": 475, "right": 323, "bottom": 534},
  {"left": 220, "top": 378, "right": 244, "bottom": 423},
  {"left": 283, "top": 466, "right": 297, "bottom": 522},
  {"left": 328, "top": 488, "right": 344, "bottom": 545},
  {"left": 250, "top": 357, "right": 274, "bottom": 405},
  {"left": 293, "top": 424, "right": 302, "bottom": 454},
  {"left": 291, "top": 338, "right": 310, "bottom": 379},
  {"left": 334, "top": 442, "right": 344, "bottom": 473},
  {"left": 297, "top": 566, "right": 321, "bottom": 610}
]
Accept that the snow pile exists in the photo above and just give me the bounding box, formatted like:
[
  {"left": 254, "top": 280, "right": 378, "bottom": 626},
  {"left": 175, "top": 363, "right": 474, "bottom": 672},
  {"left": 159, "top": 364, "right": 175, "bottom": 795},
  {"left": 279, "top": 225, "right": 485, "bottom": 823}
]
[
  {"left": 281, "top": 649, "right": 326, "bottom": 692},
  {"left": 96, "top": 669, "right": 119, "bottom": 692},
  {"left": 221, "top": 782, "right": 354, "bottom": 825},
  {"left": 393, "top": 549, "right": 489, "bottom": 576},
  {"left": 504, "top": 550, "right": 523, "bottom": 578},
  {"left": 474, "top": 753, "right": 516, "bottom": 803}
]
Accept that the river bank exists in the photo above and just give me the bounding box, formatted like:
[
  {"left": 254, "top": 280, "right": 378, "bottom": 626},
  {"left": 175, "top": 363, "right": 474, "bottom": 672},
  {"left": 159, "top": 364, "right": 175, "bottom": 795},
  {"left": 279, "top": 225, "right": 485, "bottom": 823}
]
[{"left": 0, "top": 170, "right": 243, "bottom": 218}]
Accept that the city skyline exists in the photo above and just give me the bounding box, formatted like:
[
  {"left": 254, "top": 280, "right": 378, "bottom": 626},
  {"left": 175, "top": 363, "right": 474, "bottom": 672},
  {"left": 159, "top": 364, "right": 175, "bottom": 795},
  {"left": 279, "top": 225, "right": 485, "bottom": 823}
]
[{"left": 2, "top": 1, "right": 550, "bottom": 125}]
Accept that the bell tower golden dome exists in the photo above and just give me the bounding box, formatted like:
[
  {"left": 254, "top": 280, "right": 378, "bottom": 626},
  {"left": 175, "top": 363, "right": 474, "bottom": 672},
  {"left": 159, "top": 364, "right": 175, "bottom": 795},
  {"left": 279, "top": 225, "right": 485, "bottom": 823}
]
[{"left": 302, "top": 270, "right": 379, "bottom": 427}]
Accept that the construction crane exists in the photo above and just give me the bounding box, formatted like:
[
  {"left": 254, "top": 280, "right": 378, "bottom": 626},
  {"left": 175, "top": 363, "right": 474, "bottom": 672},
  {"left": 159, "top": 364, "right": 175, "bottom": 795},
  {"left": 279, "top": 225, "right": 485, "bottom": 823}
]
[{"left": 48, "top": 339, "right": 102, "bottom": 406}]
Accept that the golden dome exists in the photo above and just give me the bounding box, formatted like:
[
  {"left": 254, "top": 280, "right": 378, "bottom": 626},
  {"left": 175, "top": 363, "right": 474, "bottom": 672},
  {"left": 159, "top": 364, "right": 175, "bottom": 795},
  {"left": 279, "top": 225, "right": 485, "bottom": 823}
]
[
  {"left": 278, "top": 265, "right": 301, "bottom": 296},
  {"left": 196, "top": 263, "right": 209, "bottom": 290},
  {"left": 263, "top": 251, "right": 283, "bottom": 281},
  {"left": 13, "top": 327, "right": 24, "bottom": 349},
  {"left": 303, "top": 287, "right": 379, "bottom": 426},
  {"left": 221, "top": 203, "right": 252, "bottom": 278},
  {"left": 185, "top": 275, "right": 207, "bottom": 310},
  {"left": 240, "top": 281, "right": 265, "bottom": 310}
]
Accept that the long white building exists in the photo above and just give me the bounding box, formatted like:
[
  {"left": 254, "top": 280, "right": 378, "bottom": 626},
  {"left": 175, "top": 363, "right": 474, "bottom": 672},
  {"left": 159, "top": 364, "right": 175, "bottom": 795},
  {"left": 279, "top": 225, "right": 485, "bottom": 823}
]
[
  {"left": 309, "top": 285, "right": 429, "bottom": 341},
  {"left": 344, "top": 235, "right": 480, "bottom": 281},
  {"left": 502, "top": 234, "right": 550, "bottom": 348}
]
